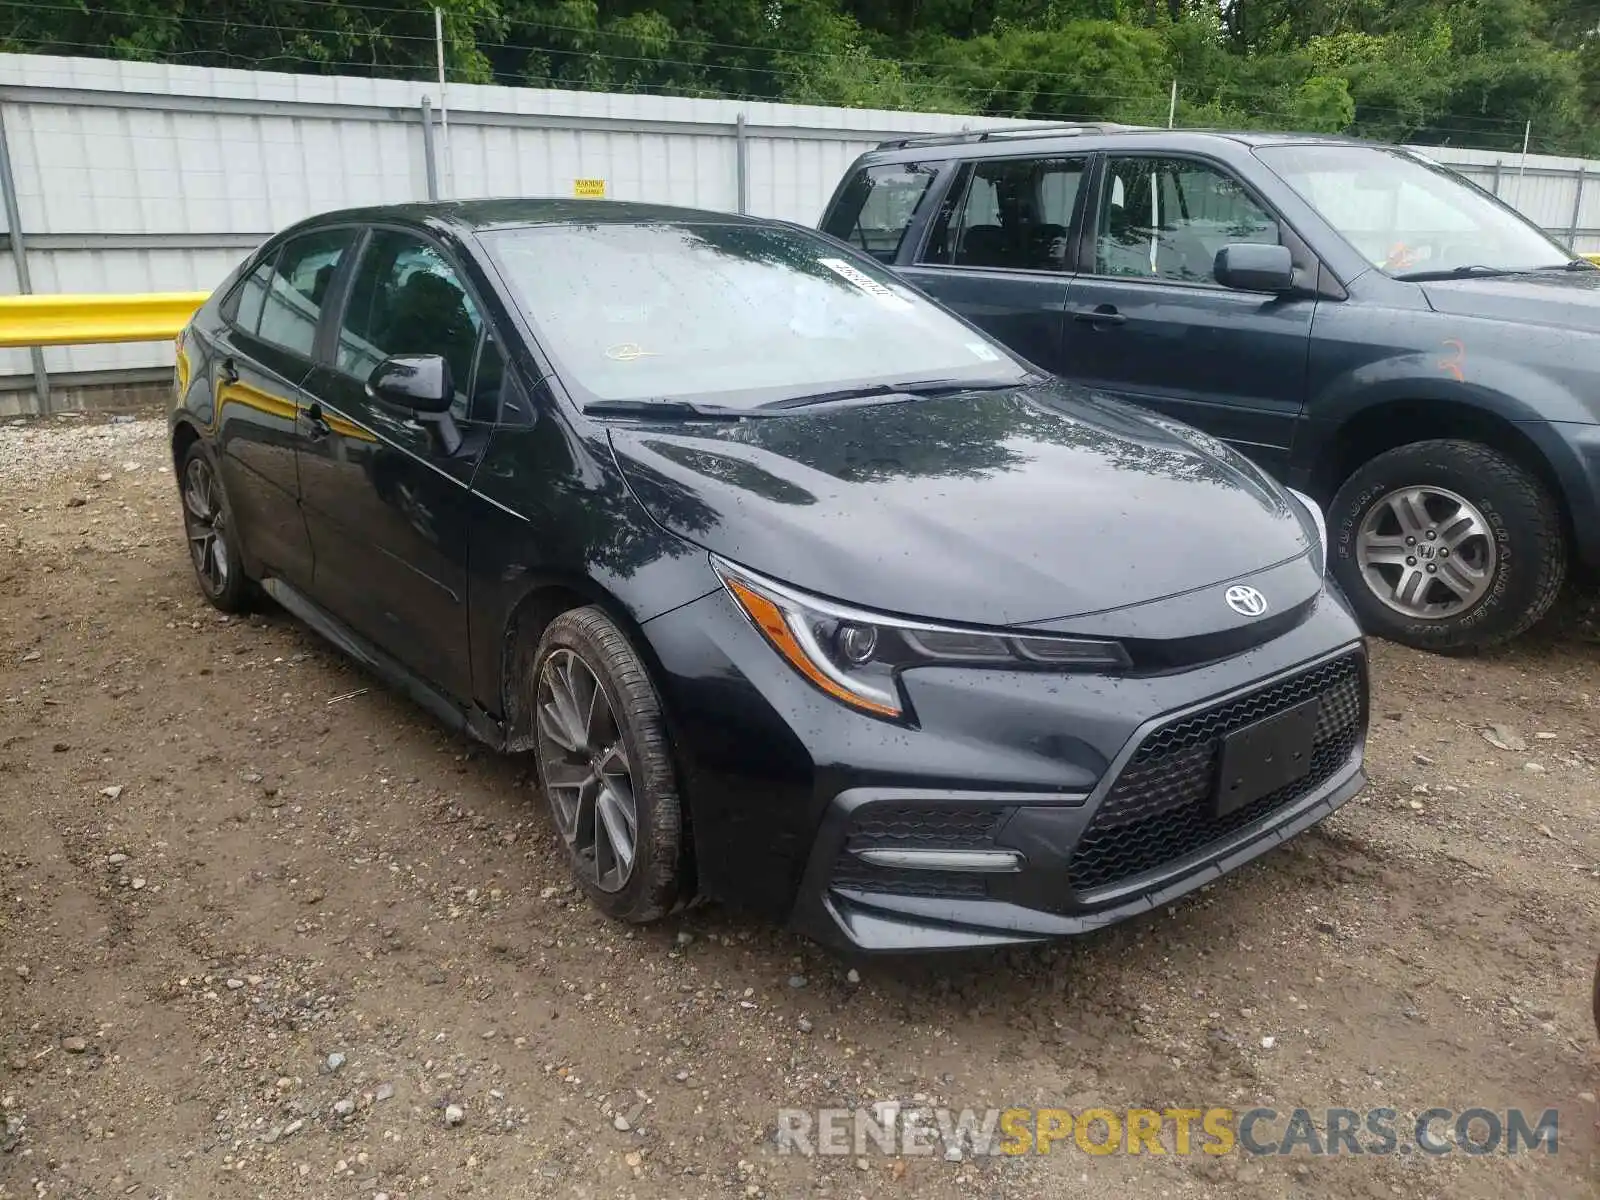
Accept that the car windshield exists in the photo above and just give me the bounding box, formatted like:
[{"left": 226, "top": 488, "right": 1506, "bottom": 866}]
[
  {"left": 480, "top": 221, "right": 1029, "bottom": 409},
  {"left": 1254, "top": 143, "right": 1574, "bottom": 278}
]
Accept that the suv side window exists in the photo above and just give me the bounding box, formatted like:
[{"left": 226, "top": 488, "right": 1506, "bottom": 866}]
[
  {"left": 920, "top": 156, "right": 1086, "bottom": 271},
  {"left": 822, "top": 162, "right": 939, "bottom": 264},
  {"left": 257, "top": 229, "right": 354, "bottom": 355},
  {"left": 335, "top": 229, "right": 487, "bottom": 422},
  {"left": 1095, "top": 157, "right": 1278, "bottom": 284}
]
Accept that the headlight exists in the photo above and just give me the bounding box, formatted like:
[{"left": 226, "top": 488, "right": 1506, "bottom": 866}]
[
  {"left": 1287, "top": 488, "right": 1327, "bottom": 574},
  {"left": 712, "top": 558, "right": 1131, "bottom": 721}
]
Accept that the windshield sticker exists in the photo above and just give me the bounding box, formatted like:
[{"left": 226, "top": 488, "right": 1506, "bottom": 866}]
[
  {"left": 966, "top": 342, "right": 1001, "bottom": 362},
  {"left": 604, "top": 342, "right": 660, "bottom": 362},
  {"left": 818, "top": 257, "right": 912, "bottom": 307}
]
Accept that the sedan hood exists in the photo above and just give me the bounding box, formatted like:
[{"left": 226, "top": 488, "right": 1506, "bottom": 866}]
[
  {"left": 606, "top": 382, "right": 1312, "bottom": 627},
  {"left": 1420, "top": 268, "right": 1600, "bottom": 331}
]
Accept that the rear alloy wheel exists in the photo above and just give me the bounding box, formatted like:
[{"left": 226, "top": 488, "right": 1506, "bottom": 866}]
[
  {"left": 530, "top": 606, "right": 682, "bottom": 922},
  {"left": 1329, "top": 439, "right": 1566, "bottom": 651},
  {"left": 179, "top": 443, "right": 252, "bottom": 613}
]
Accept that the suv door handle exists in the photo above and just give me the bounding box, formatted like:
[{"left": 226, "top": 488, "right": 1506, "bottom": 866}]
[
  {"left": 1074, "top": 306, "right": 1126, "bottom": 327},
  {"left": 219, "top": 356, "right": 240, "bottom": 384}
]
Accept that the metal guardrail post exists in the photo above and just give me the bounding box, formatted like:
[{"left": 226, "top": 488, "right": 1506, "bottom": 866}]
[
  {"left": 735, "top": 112, "right": 748, "bottom": 215},
  {"left": 1490, "top": 160, "right": 1503, "bottom": 196},
  {"left": 420, "top": 96, "right": 440, "bottom": 201},
  {"left": 1568, "top": 167, "right": 1586, "bottom": 250},
  {"left": 0, "top": 101, "right": 51, "bottom": 415}
]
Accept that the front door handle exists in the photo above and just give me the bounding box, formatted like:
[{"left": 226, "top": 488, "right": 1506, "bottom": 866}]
[
  {"left": 219, "top": 356, "right": 240, "bottom": 384},
  {"left": 1074, "top": 305, "right": 1126, "bottom": 327}
]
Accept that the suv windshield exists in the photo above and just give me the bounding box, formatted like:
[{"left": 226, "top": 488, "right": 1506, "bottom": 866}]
[
  {"left": 481, "top": 222, "right": 1028, "bottom": 409},
  {"left": 1255, "top": 143, "right": 1573, "bottom": 278}
]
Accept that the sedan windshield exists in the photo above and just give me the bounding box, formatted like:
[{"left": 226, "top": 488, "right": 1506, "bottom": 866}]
[
  {"left": 481, "top": 222, "right": 1028, "bottom": 409},
  {"left": 1254, "top": 143, "right": 1574, "bottom": 278}
]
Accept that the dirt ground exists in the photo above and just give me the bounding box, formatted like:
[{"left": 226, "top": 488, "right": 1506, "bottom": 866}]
[{"left": 1, "top": 413, "right": 1598, "bottom": 1200}]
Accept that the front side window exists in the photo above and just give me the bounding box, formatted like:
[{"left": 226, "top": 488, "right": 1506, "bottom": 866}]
[
  {"left": 1255, "top": 143, "right": 1573, "bottom": 277},
  {"left": 483, "top": 222, "right": 1029, "bottom": 410},
  {"left": 923, "top": 156, "right": 1086, "bottom": 271},
  {"left": 257, "top": 229, "right": 353, "bottom": 356},
  {"left": 822, "top": 163, "right": 939, "bottom": 264},
  {"left": 1094, "top": 157, "right": 1278, "bottom": 284},
  {"left": 336, "top": 230, "right": 484, "bottom": 421}
]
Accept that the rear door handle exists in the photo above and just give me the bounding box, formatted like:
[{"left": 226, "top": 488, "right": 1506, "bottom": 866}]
[
  {"left": 1074, "top": 306, "right": 1126, "bottom": 327},
  {"left": 301, "top": 403, "right": 332, "bottom": 441}
]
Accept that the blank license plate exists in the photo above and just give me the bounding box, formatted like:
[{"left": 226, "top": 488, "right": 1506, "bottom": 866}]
[{"left": 1214, "top": 697, "right": 1320, "bottom": 818}]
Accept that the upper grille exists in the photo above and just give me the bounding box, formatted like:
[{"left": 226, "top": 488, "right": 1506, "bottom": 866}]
[{"left": 1067, "top": 653, "right": 1364, "bottom": 893}]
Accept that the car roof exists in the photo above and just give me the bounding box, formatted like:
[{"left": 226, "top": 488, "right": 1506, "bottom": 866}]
[
  {"left": 298, "top": 198, "right": 768, "bottom": 235},
  {"left": 861, "top": 125, "right": 1390, "bottom": 163}
]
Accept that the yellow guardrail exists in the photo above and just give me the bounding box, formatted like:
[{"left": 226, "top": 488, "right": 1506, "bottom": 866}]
[
  {"left": 1585, "top": 253, "right": 1600, "bottom": 266},
  {"left": 0, "top": 292, "right": 207, "bottom": 348}
]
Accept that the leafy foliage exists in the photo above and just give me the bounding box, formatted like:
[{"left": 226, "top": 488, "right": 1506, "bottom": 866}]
[{"left": 4, "top": 0, "right": 1599, "bottom": 153}]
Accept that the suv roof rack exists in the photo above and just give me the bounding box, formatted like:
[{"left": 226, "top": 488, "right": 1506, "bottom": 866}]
[{"left": 875, "top": 121, "right": 1143, "bottom": 150}]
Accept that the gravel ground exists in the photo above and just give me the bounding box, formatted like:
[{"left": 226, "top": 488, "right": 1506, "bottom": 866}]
[{"left": 2, "top": 414, "right": 1598, "bottom": 1200}]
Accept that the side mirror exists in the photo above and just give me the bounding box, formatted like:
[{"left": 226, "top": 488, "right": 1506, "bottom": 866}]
[
  {"left": 1214, "top": 243, "right": 1295, "bottom": 294},
  {"left": 367, "top": 354, "right": 453, "bottom": 414}
]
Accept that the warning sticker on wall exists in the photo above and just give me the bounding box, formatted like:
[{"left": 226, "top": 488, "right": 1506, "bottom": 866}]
[{"left": 573, "top": 178, "right": 606, "bottom": 198}]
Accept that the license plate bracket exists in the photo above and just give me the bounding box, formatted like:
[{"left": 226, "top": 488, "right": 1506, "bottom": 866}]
[{"left": 1214, "top": 697, "right": 1320, "bottom": 818}]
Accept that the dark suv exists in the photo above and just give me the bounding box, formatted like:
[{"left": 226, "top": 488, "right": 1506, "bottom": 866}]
[{"left": 821, "top": 125, "right": 1600, "bottom": 651}]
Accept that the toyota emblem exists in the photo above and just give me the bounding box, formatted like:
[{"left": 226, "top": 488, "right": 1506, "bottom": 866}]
[{"left": 1225, "top": 585, "right": 1268, "bottom": 617}]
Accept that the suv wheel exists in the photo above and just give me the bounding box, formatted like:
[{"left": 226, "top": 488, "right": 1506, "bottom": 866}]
[
  {"left": 1328, "top": 439, "right": 1565, "bottom": 651},
  {"left": 528, "top": 606, "right": 683, "bottom": 922}
]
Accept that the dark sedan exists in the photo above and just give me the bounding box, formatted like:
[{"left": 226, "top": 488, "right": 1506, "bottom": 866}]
[{"left": 169, "top": 199, "right": 1368, "bottom": 952}]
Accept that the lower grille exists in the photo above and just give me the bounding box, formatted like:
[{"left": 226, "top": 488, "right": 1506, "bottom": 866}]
[
  {"left": 830, "top": 804, "right": 1011, "bottom": 900},
  {"left": 1068, "top": 653, "right": 1365, "bottom": 892}
]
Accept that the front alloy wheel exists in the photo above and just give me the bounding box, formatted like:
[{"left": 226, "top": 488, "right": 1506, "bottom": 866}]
[
  {"left": 1329, "top": 439, "right": 1566, "bottom": 652},
  {"left": 529, "top": 606, "right": 683, "bottom": 921}
]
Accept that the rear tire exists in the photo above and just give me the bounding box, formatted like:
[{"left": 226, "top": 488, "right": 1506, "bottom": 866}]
[
  {"left": 527, "top": 606, "right": 683, "bottom": 923},
  {"left": 178, "top": 442, "right": 253, "bottom": 614},
  {"left": 1328, "top": 439, "right": 1565, "bottom": 651}
]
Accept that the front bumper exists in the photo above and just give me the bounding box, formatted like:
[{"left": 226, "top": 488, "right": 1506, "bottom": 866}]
[
  {"left": 788, "top": 648, "right": 1367, "bottom": 952},
  {"left": 641, "top": 584, "right": 1368, "bottom": 952}
]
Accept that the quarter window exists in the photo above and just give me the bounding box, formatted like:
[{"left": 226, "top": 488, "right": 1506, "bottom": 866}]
[
  {"left": 822, "top": 163, "right": 939, "bottom": 264},
  {"left": 1095, "top": 157, "right": 1278, "bottom": 284},
  {"left": 920, "top": 157, "right": 1086, "bottom": 271},
  {"left": 223, "top": 255, "right": 275, "bottom": 335},
  {"left": 336, "top": 230, "right": 485, "bottom": 421},
  {"left": 256, "top": 229, "right": 354, "bottom": 355}
]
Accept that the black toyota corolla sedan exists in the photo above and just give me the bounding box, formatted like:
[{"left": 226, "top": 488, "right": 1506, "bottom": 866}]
[{"left": 169, "top": 199, "right": 1368, "bottom": 952}]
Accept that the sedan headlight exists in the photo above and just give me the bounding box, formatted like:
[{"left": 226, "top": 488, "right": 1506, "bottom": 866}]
[
  {"left": 1287, "top": 488, "right": 1327, "bottom": 575},
  {"left": 713, "top": 558, "right": 1131, "bottom": 721}
]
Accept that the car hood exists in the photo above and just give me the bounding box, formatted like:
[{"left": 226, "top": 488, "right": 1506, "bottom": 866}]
[
  {"left": 605, "top": 382, "right": 1312, "bottom": 628},
  {"left": 1420, "top": 268, "right": 1600, "bottom": 331}
]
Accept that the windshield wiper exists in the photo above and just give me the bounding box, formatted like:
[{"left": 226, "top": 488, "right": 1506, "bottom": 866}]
[
  {"left": 1391, "top": 264, "right": 1521, "bottom": 282},
  {"left": 582, "top": 398, "right": 758, "bottom": 420},
  {"left": 1534, "top": 258, "right": 1599, "bottom": 271},
  {"left": 759, "top": 378, "right": 1022, "bottom": 412}
]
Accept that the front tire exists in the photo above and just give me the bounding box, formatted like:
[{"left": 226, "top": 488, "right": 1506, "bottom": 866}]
[
  {"left": 1328, "top": 439, "right": 1565, "bottom": 651},
  {"left": 179, "top": 442, "right": 253, "bottom": 613},
  {"left": 528, "top": 606, "right": 683, "bottom": 922}
]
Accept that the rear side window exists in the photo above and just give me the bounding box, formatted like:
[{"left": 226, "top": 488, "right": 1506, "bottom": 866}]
[
  {"left": 256, "top": 229, "right": 354, "bottom": 356},
  {"left": 822, "top": 162, "right": 939, "bottom": 264},
  {"left": 920, "top": 156, "right": 1087, "bottom": 271}
]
